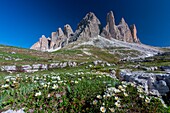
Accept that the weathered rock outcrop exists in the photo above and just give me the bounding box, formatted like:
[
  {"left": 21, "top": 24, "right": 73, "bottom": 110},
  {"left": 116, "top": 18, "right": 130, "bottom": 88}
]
[
  {"left": 117, "top": 18, "right": 133, "bottom": 42},
  {"left": 31, "top": 25, "right": 74, "bottom": 51},
  {"left": 101, "top": 11, "right": 140, "bottom": 43},
  {"left": 120, "top": 69, "right": 170, "bottom": 96},
  {"left": 50, "top": 32, "right": 57, "bottom": 49},
  {"left": 30, "top": 35, "right": 49, "bottom": 51},
  {"left": 64, "top": 24, "right": 74, "bottom": 38},
  {"left": 31, "top": 11, "right": 141, "bottom": 51},
  {"left": 130, "top": 24, "right": 140, "bottom": 43},
  {"left": 74, "top": 12, "right": 101, "bottom": 39},
  {"left": 0, "top": 61, "right": 78, "bottom": 73},
  {"left": 64, "top": 24, "right": 74, "bottom": 45},
  {"left": 101, "top": 11, "right": 120, "bottom": 40},
  {"left": 55, "top": 28, "right": 67, "bottom": 48},
  {"left": 57, "top": 28, "right": 65, "bottom": 38},
  {"left": 68, "top": 12, "right": 101, "bottom": 43}
]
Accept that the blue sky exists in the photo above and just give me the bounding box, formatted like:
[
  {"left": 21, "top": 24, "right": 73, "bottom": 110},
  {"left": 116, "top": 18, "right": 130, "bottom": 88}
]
[{"left": 0, "top": 0, "right": 170, "bottom": 48}]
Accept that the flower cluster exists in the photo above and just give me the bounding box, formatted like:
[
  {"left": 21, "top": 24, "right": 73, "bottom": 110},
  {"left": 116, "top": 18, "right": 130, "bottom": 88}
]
[
  {"left": 92, "top": 81, "right": 165, "bottom": 113},
  {"left": 0, "top": 70, "right": 167, "bottom": 112}
]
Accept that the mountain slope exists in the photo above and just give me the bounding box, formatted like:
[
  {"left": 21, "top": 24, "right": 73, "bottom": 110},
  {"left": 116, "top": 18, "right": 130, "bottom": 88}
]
[{"left": 64, "top": 35, "right": 162, "bottom": 59}]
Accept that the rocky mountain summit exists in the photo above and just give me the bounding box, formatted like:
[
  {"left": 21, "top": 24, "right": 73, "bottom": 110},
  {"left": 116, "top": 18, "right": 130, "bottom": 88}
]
[{"left": 30, "top": 11, "right": 140, "bottom": 51}]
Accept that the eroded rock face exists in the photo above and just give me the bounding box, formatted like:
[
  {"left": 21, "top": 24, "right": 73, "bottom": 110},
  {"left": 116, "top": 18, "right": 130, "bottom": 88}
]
[
  {"left": 31, "top": 11, "right": 141, "bottom": 51},
  {"left": 55, "top": 28, "right": 67, "bottom": 48},
  {"left": 31, "top": 35, "right": 49, "bottom": 51},
  {"left": 103, "top": 11, "right": 120, "bottom": 40},
  {"left": 31, "top": 24, "right": 75, "bottom": 51},
  {"left": 64, "top": 24, "right": 74, "bottom": 45},
  {"left": 75, "top": 12, "right": 101, "bottom": 38},
  {"left": 40, "top": 35, "right": 49, "bottom": 51},
  {"left": 120, "top": 70, "right": 170, "bottom": 96},
  {"left": 100, "top": 27, "right": 112, "bottom": 39},
  {"left": 130, "top": 24, "right": 140, "bottom": 43},
  {"left": 101, "top": 11, "right": 140, "bottom": 43},
  {"left": 0, "top": 62, "right": 78, "bottom": 73},
  {"left": 64, "top": 24, "right": 73, "bottom": 38},
  {"left": 57, "top": 28, "right": 65, "bottom": 38},
  {"left": 117, "top": 18, "right": 133, "bottom": 42},
  {"left": 50, "top": 32, "right": 57, "bottom": 49},
  {"left": 30, "top": 42, "right": 41, "bottom": 50}
]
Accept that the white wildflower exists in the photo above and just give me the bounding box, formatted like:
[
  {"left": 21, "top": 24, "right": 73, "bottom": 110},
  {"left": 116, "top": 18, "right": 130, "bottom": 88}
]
[
  {"left": 115, "top": 96, "right": 119, "bottom": 101},
  {"left": 92, "top": 99, "right": 98, "bottom": 105},
  {"left": 43, "top": 84, "right": 47, "bottom": 88},
  {"left": 47, "top": 82, "right": 51, "bottom": 85},
  {"left": 47, "top": 94, "right": 51, "bottom": 98},
  {"left": 58, "top": 81, "right": 63, "bottom": 84},
  {"left": 137, "top": 87, "right": 144, "bottom": 93},
  {"left": 100, "top": 106, "right": 106, "bottom": 113},
  {"left": 40, "top": 82, "right": 45, "bottom": 86},
  {"left": 1, "top": 84, "right": 10, "bottom": 88},
  {"left": 121, "top": 88, "right": 126, "bottom": 92},
  {"left": 118, "top": 85, "right": 123, "bottom": 90},
  {"left": 124, "top": 92, "right": 128, "bottom": 97},
  {"left": 11, "top": 77, "right": 16, "bottom": 81},
  {"left": 56, "top": 76, "right": 61, "bottom": 80},
  {"left": 115, "top": 101, "right": 121, "bottom": 107},
  {"left": 78, "top": 78, "right": 82, "bottom": 81},
  {"left": 75, "top": 81, "right": 78, "bottom": 84},
  {"left": 109, "top": 108, "right": 115, "bottom": 112},
  {"left": 114, "top": 89, "right": 121, "bottom": 93},
  {"left": 106, "top": 93, "right": 111, "bottom": 98},
  {"left": 52, "top": 81, "right": 57, "bottom": 83},
  {"left": 145, "top": 97, "right": 150, "bottom": 103},
  {"left": 122, "top": 84, "right": 127, "bottom": 88},
  {"left": 35, "top": 91, "right": 41, "bottom": 96},
  {"left": 139, "top": 94, "right": 144, "bottom": 99},
  {"left": 97, "top": 95, "right": 102, "bottom": 99},
  {"left": 6, "top": 79, "right": 10, "bottom": 82},
  {"left": 35, "top": 77, "right": 39, "bottom": 80},
  {"left": 112, "top": 93, "right": 115, "bottom": 96},
  {"left": 52, "top": 84, "right": 58, "bottom": 89}
]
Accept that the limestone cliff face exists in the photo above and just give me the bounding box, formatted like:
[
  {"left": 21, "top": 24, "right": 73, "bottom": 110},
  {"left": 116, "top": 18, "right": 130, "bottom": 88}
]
[
  {"left": 76, "top": 12, "right": 101, "bottom": 38},
  {"left": 70, "top": 12, "right": 101, "bottom": 42},
  {"left": 30, "top": 11, "right": 141, "bottom": 51},
  {"left": 68, "top": 12, "right": 101, "bottom": 43},
  {"left": 101, "top": 11, "right": 140, "bottom": 43},
  {"left": 64, "top": 24, "right": 73, "bottom": 38},
  {"left": 101, "top": 11, "right": 120, "bottom": 40},
  {"left": 31, "top": 24, "right": 74, "bottom": 51},
  {"left": 31, "top": 35, "right": 49, "bottom": 51},
  {"left": 117, "top": 18, "right": 133, "bottom": 42},
  {"left": 130, "top": 24, "right": 140, "bottom": 43},
  {"left": 30, "top": 42, "right": 41, "bottom": 51},
  {"left": 50, "top": 32, "right": 57, "bottom": 49}
]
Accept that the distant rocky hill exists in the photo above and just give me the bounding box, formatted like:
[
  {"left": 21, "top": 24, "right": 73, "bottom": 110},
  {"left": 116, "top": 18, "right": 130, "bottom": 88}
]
[{"left": 30, "top": 11, "right": 140, "bottom": 51}]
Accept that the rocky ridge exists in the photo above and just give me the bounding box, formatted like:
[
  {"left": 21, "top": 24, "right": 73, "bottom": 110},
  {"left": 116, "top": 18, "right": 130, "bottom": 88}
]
[{"left": 31, "top": 11, "right": 141, "bottom": 51}]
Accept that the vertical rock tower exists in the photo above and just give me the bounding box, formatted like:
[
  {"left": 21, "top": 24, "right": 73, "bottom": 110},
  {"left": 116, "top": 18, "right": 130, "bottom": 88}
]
[{"left": 30, "top": 11, "right": 140, "bottom": 51}]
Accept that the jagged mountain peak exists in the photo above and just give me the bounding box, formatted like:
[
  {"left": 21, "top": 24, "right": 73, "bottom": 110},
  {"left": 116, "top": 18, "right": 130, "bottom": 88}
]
[
  {"left": 106, "top": 11, "right": 115, "bottom": 25},
  {"left": 31, "top": 11, "right": 141, "bottom": 52},
  {"left": 130, "top": 24, "right": 140, "bottom": 43},
  {"left": 119, "top": 18, "right": 126, "bottom": 24},
  {"left": 74, "top": 11, "right": 101, "bottom": 39},
  {"left": 84, "top": 12, "right": 97, "bottom": 20},
  {"left": 64, "top": 24, "right": 74, "bottom": 38},
  {"left": 78, "top": 12, "right": 101, "bottom": 27}
]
